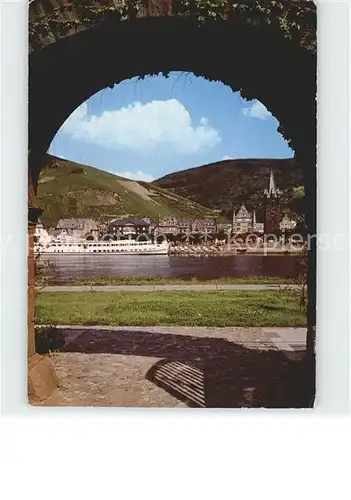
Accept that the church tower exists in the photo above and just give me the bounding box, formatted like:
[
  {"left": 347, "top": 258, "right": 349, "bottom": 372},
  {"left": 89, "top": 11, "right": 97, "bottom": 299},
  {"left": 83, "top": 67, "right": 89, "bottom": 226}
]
[{"left": 263, "top": 169, "right": 282, "bottom": 234}]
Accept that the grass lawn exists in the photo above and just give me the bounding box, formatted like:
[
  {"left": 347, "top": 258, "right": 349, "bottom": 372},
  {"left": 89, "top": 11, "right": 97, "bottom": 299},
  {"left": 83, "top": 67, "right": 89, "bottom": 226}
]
[
  {"left": 36, "top": 290, "right": 306, "bottom": 327},
  {"left": 64, "top": 275, "right": 293, "bottom": 286}
]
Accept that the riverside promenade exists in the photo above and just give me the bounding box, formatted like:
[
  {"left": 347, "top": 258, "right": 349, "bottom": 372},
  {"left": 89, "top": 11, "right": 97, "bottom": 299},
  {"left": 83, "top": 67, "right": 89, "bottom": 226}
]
[{"left": 41, "top": 283, "right": 299, "bottom": 292}]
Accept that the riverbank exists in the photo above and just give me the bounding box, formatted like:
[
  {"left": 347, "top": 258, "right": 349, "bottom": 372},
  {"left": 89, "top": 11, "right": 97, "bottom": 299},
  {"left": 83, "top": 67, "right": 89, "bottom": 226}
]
[
  {"left": 38, "top": 254, "right": 303, "bottom": 285},
  {"left": 56, "top": 275, "right": 296, "bottom": 286},
  {"left": 41, "top": 284, "right": 300, "bottom": 292},
  {"left": 36, "top": 290, "right": 306, "bottom": 327},
  {"left": 169, "top": 246, "right": 304, "bottom": 256}
]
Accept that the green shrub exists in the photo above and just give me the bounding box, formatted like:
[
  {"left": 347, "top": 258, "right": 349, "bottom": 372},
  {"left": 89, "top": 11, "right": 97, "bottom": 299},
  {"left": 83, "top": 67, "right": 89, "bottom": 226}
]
[{"left": 35, "top": 326, "right": 65, "bottom": 354}]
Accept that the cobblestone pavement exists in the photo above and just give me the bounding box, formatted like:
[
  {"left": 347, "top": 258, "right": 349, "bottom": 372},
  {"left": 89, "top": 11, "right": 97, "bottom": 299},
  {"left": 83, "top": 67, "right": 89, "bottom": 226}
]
[
  {"left": 42, "top": 284, "right": 298, "bottom": 292},
  {"left": 49, "top": 326, "right": 308, "bottom": 408}
]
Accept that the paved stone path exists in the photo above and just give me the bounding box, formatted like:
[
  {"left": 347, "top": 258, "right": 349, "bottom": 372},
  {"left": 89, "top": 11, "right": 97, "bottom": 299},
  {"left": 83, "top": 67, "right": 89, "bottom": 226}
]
[
  {"left": 49, "top": 326, "right": 308, "bottom": 408},
  {"left": 42, "top": 283, "right": 298, "bottom": 292}
]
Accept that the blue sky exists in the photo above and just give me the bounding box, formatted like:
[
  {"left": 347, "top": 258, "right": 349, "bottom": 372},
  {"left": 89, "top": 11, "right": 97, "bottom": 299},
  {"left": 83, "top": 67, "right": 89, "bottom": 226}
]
[{"left": 49, "top": 72, "right": 293, "bottom": 182}]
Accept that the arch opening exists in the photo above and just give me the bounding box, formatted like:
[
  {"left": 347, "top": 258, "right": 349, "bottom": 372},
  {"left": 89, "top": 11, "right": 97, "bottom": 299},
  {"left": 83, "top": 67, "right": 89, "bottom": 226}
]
[{"left": 29, "top": 11, "right": 316, "bottom": 187}]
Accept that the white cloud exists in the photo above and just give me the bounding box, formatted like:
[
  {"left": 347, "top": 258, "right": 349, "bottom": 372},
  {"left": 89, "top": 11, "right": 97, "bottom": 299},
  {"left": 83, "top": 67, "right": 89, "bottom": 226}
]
[
  {"left": 241, "top": 100, "right": 272, "bottom": 120},
  {"left": 115, "top": 170, "right": 155, "bottom": 182},
  {"left": 221, "top": 155, "right": 232, "bottom": 161},
  {"left": 60, "top": 99, "right": 221, "bottom": 154}
]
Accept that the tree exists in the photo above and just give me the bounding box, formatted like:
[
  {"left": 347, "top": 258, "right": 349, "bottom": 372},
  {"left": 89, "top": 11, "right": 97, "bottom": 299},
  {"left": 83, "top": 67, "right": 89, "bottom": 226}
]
[{"left": 36, "top": 257, "right": 58, "bottom": 291}]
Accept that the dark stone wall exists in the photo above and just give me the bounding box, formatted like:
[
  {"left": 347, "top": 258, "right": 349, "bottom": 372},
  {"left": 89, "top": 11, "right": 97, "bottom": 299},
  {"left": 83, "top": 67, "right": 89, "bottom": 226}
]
[{"left": 29, "top": 1, "right": 316, "bottom": 53}]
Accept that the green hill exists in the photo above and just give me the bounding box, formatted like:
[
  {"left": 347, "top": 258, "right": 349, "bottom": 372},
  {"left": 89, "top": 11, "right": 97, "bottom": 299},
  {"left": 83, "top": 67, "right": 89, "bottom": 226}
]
[
  {"left": 37, "top": 155, "right": 213, "bottom": 227},
  {"left": 153, "top": 158, "right": 303, "bottom": 220}
]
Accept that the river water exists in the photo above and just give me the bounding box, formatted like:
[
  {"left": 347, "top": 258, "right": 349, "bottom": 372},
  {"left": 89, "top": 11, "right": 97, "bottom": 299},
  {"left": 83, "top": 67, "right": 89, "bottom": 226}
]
[{"left": 40, "top": 254, "right": 303, "bottom": 283}]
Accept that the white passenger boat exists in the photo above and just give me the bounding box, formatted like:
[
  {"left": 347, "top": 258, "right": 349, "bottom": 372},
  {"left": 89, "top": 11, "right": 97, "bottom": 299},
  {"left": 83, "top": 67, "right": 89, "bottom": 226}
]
[{"left": 35, "top": 239, "right": 169, "bottom": 255}]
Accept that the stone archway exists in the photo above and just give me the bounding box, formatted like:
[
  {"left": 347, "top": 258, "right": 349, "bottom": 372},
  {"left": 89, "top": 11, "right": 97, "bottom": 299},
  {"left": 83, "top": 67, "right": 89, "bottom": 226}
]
[{"left": 28, "top": 0, "right": 316, "bottom": 404}]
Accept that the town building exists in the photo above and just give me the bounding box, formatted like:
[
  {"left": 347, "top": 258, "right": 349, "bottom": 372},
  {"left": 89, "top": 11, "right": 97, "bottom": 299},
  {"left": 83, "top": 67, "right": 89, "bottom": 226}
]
[
  {"left": 155, "top": 216, "right": 179, "bottom": 234},
  {"left": 56, "top": 218, "right": 99, "bottom": 239},
  {"left": 48, "top": 228, "right": 77, "bottom": 243},
  {"left": 34, "top": 221, "right": 52, "bottom": 246},
  {"left": 232, "top": 204, "right": 252, "bottom": 233},
  {"left": 216, "top": 223, "right": 232, "bottom": 233},
  {"left": 155, "top": 217, "right": 217, "bottom": 235},
  {"left": 178, "top": 219, "right": 217, "bottom": 234},
  {"left": 252, "top": 210, "right": 264, "bottom": 234},
  {"left": 263, "top": 169, "right": 282, "bottom": 234},
  {"left": 35, "top": 221, "right": 86, "bottom": 246},
  {"left": 279, "top": 214, "right": 297, "bottom": 232},
  {"left": 232, "top": 205, "right": 264, "bottom": 234},
  {"left": 107, "top": 217, "right": 150, "bottom": 235}
]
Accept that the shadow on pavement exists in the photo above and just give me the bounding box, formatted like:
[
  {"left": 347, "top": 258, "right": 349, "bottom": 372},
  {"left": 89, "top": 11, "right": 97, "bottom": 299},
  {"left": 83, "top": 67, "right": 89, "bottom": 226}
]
[{"left": 62, "top": 328, "right": 314, "bottom": 408}]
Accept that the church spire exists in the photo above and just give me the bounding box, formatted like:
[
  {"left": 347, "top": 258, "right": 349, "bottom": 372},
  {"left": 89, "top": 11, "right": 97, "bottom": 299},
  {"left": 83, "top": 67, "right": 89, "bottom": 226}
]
[
  {"left": 264, "top": 169, "right": 281, "bottom": 198},
  {"left": 269, "top": 169, "right": 276, "bottom": 195}
]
